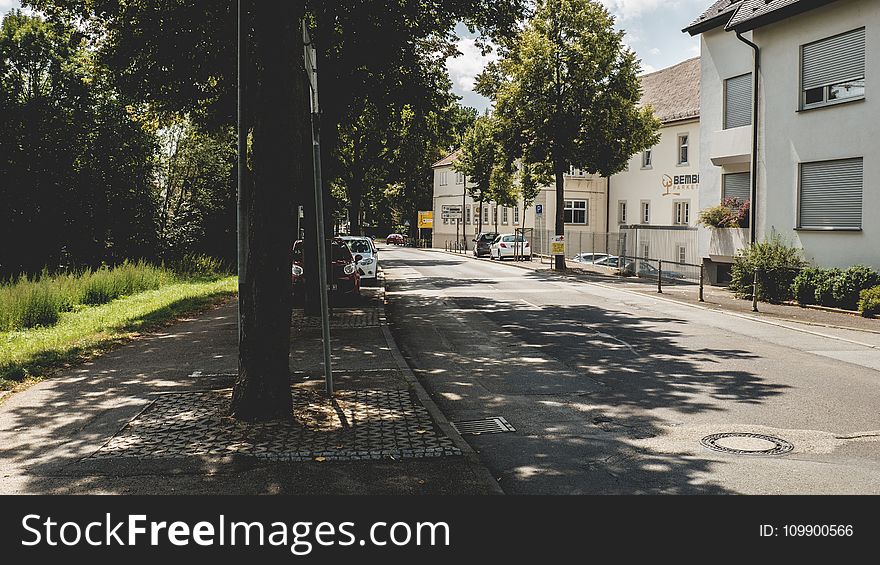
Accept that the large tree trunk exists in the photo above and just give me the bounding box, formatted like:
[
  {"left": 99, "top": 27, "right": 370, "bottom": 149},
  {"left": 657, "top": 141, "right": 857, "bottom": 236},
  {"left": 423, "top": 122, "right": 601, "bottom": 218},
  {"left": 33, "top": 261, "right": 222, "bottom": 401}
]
[
  {"left": 554, "top": 160, "right": 566, "bottom": 271},
  {"left": 231, "top": 1, "right": 306, "bottom": 421}
]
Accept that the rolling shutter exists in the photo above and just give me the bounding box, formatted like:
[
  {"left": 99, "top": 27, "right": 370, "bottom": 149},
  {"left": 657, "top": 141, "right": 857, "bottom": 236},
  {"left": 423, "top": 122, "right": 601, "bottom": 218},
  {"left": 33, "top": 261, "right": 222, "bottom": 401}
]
[
  {"left": 724, "top": 74, "right": 752, "bottom": 129},
  {"left": 799, "top": 158, "right": 863, "bottom": 229},
  {"left": 802, "top": 28, "right": 865, "bottom": 90},
  {"left": 722, "top": 172, "right": 751, "bottom": 201}
]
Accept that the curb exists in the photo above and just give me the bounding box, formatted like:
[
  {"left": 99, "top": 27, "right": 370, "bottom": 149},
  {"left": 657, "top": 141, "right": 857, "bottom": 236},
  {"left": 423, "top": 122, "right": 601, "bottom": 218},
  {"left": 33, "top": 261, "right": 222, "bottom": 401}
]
[{"left": 375, "top": 270, "right": 505, "bottom": 495}]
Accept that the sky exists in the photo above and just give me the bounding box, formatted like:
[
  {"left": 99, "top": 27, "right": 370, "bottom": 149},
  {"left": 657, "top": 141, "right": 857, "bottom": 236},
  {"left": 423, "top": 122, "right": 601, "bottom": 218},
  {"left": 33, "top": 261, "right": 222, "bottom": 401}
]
[{"left": 3, "top": 0, "right": 711, "bottom": 112}]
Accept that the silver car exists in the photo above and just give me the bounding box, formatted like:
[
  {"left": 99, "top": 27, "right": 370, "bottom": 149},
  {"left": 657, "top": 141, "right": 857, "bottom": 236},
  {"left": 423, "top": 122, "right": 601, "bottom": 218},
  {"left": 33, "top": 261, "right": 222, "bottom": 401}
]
[{"left": 340, "top": 236, "right": 379, "bottom": 285}]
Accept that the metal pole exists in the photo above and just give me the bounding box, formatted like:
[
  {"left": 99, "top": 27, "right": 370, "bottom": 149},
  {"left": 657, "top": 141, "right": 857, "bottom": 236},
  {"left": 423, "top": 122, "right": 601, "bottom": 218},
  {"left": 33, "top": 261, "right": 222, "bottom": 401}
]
[
  {"left": 752, "top": 267, "right": 759, "bottom": 312},
  {"left": 657, "top": 260, "right": 663, "bottom": 293},
  {"left": 699, "top": 264, "right": 705, "bottom": 302},
  {"left": 237, "top": 0, "right": 248, "bottom": 344},
  {"left": 305, "top": 23, "right": 333, "bottom": 396}
]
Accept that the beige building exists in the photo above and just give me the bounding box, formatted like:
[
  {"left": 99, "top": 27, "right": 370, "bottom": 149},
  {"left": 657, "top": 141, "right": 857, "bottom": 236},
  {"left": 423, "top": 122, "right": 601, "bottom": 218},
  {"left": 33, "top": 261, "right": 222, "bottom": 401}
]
[{"left": 431, "top": 152, "right": 607, "bottom": 254}]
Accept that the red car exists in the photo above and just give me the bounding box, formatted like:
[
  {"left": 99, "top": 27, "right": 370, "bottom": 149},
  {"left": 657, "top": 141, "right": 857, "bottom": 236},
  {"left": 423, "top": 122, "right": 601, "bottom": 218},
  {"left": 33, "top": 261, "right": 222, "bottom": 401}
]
[
  {"left": 386, "top": 233, "right": 405, "bottom": 245},
  {"left": 292, "top": 239, "right": 360, "bottom": 301}
]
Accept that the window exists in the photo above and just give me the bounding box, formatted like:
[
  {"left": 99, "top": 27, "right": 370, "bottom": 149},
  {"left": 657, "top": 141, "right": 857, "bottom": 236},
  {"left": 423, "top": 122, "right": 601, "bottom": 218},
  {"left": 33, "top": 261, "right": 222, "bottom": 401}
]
[
  {"left": 564, "top": 200, "right": 588, "bottom": 224},
  {"left": 502, "top": 207, "right": 509, "bottom": 224},
  {"left": 677, "top": 245, "right": 687, "bottom": 264},
  {"left": 801, "top": 28, "right": 865, "bottom": 110},
  {"left": 568, "top": 166, "right": 587, "bottom": 177},
  {"left": 640, "top": 201, "right": 650, "bottom": 224},
  {"left": 513, "top": 207, "right": 520, "bottom": 225},
  {"left": 455, "top": 171, "right": 465, "bottom": 185},
  {"left": 483, "top": 205, "right": 490, "bottom": 224},
  {"left": 465, "top": 205, "right": 471, "bottom": 224},
  {"left": 798, "top": 157, "right": 863, "bottom": 229},
  {"left": 641, "top": 148, "right": 653, "bottom": 169},
  {"left": 677, "top": 134, "right": 689, "bottom": 165},
  {"left": 618, "top": 201, "right": 627, "bottom": 224},
  {"left": 439, "top": 171, "right": 448, "bottom": 186},
  {"left": 673, "top": 201, "right": 690, "bottom": 226},
  {"left": 641, "top": 243, "right": 649, "bottom": 260},
  {"left": 724, "top": 73, "right": 752, "bottom": 129},
  {"left": 492, "top": 206, "right": 498, "bottom": 224},
  {"left": 722, "top": 172, "right": 751, "bottom": 201}
]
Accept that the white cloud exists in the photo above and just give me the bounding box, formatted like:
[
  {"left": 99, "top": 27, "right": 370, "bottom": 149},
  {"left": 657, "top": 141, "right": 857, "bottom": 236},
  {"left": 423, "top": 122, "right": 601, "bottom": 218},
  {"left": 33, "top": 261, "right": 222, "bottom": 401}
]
[
  {"left": 446, "top": 37, "right": 498, "bottom": 93},
  {"left": 641, "top": 63, "right": 658, "bottom": 74},
  {"left": 649, "top": 47, "right": 661, "bottom": 55},
  {"left": 599, "top": 0, "right": 669, "bottom": 21},
  {"left": 0, "top": 0, "right": 21, "bottom": 13}
]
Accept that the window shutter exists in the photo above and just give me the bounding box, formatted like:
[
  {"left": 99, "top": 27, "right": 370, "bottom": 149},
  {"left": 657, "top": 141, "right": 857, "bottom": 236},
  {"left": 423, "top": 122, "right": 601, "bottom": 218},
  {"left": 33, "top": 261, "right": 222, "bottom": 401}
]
[
  {"left": 799, "top": 158, "right": 863, "bottom": 229},
  {"left": 723, "top": 172, "right": 751, "bottom": 201},
  {"left": 725, "top": 74, "right": 752, "bottom": 129},
  {"left": 802, "top": 28, "right": 866, "bottom": 90}
]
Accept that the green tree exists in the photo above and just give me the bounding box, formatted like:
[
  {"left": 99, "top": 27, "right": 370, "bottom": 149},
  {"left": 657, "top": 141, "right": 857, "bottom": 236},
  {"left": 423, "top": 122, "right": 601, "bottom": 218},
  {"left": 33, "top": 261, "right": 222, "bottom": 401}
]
[
  {"left": 478, "top": 0, "right": 660, "bottom": 269},
  {"left": 454, "top": 115, "right": 507, "bottom": 234}
]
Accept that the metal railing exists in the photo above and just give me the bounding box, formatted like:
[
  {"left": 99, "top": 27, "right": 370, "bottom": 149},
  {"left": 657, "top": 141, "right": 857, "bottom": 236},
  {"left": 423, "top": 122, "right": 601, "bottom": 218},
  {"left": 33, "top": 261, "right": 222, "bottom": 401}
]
[{"left": 444, "top": 239, "right": 469, "bottom": 254}]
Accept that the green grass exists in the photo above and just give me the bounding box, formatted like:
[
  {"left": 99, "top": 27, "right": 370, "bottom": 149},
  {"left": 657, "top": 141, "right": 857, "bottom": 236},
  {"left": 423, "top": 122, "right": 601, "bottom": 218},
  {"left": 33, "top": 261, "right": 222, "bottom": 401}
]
[{"left": 0, "top": 276, "right": 237, "bottom": 391}]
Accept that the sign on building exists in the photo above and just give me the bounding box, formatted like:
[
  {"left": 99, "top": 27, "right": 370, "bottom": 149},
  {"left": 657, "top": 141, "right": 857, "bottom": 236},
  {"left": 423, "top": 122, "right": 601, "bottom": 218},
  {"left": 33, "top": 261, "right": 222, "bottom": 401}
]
[
  {"left": 551, "top": 235, "right": 565, "bottom": 256},
  {"left": 418, "top": 211, "right": 433, "bottom": 229},
  {"left": 441, "top": 205, "right": 462, "bottom": 220}
]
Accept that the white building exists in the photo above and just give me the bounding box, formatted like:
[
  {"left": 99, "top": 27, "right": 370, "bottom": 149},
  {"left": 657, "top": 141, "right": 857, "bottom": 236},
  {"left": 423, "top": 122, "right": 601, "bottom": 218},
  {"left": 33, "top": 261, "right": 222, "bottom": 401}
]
[
  {"left": 686, "top": 0, "right": 880, "bottom": 281},
  {"left": 431, "top": 151, "right": 608, "bottom": 254},
  {"left": 609, "top": 57, "right": 702, "bottom": 265}
]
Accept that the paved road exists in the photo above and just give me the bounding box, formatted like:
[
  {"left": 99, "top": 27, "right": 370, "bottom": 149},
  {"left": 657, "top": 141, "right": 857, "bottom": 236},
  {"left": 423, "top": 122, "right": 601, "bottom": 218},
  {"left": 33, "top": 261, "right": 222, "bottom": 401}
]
[{"left": 382, "top": 245, "right": 880, "bottom": 494}]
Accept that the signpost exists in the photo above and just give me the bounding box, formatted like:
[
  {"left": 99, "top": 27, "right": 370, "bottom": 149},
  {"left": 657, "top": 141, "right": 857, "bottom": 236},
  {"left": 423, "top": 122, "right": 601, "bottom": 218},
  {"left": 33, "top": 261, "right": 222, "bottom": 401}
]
[
  {"left": 551, "top": 235, "right": 566, "bottom": 256},
  {"left": 417, "top": 211, "right": 433, "bottom": 247}
]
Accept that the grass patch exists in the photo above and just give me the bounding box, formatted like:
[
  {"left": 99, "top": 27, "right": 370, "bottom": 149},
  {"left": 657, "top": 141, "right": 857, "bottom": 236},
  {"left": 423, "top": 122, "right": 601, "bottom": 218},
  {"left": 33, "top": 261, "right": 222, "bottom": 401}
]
[{"left": 0, "top": 276, "right": 237, "bottom": 391}]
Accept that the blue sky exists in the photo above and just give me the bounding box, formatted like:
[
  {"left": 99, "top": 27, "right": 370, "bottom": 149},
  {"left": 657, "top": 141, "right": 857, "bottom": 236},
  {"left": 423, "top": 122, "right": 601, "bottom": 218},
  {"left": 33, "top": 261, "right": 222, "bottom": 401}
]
[{"left": 3, "top": 0, "right": 710, "bottom": 112}]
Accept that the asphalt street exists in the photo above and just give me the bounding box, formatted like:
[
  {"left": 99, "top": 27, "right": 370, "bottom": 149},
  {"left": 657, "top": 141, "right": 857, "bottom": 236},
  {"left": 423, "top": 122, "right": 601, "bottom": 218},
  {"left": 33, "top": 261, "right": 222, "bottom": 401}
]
[{"left": 382, "top": 245, "right": 880, "bottom": 494}]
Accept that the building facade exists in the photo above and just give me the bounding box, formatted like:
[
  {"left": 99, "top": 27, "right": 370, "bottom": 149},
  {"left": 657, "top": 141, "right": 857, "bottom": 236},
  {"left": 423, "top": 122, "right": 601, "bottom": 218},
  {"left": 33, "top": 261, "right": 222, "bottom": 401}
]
[{"left": 686, "top": 0, "right": 880, "bottom": 280}]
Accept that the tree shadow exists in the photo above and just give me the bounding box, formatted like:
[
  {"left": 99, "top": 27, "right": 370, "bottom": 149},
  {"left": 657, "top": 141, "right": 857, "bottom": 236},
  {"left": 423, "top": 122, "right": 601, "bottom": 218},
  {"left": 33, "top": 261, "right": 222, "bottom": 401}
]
[{"left": 385, "top": 266, "right": 791, "bottom": 494}]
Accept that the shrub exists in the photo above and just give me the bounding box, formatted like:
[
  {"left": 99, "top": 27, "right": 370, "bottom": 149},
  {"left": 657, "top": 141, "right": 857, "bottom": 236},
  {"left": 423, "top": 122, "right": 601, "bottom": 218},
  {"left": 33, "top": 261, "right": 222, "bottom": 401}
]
[
  {"left": 729, "top": 234, "right": 805, "bottom": 303},
  {"left": 792, "top": 267, "right": 823, "bottom": 305},
  {"left": 168, "top": 254, "right": 227, "bottom": 279},
  {"left": 832, "top": 265, "right": 880, "bottom": 311},
  {"left": 859, "top": 285, "right": 880, "bottom": 317},
  {"left": 813, "top": 267, "right": 842, "bottom": 307}
]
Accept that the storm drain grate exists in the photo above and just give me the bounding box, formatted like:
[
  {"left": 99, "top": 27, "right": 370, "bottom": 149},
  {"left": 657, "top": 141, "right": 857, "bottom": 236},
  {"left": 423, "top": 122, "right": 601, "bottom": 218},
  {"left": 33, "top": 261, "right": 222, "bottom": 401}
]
[
  {"left": 700, "top": 432, "right": 794, "bottom": 456},
  {"left": 451, "top": 417, "right": 516, "bottom": 436}
]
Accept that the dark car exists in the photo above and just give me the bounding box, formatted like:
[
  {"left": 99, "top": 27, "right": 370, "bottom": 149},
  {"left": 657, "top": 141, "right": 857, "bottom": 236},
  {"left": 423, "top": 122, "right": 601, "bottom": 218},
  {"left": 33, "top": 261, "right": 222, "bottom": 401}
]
[
  {"left": 386, "top": 233, "right": 405, "bottom": 245},
  {"left": 292, "top": 239, "right": 360, "bottom": 302},
  {"left": 472, "top": 232, "right": 499, "bottom": 257}
]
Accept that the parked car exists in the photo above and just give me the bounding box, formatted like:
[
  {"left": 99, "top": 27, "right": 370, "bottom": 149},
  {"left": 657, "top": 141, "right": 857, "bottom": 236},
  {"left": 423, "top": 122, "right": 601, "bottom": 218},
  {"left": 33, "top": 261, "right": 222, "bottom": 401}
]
[
  {"left": 472, "top": 232, "right": 499, "bottom": 257},
  {"left": 340, "top": 235, "right": 379, "bottom": 286},
  {"left": 489, "top": 233, "right": 531, "bottom": 260},
  {"left": 592, "top": 255, "right": 685, "bottom": 280},
  {"left": 386, "top": 233, "right": 405, "bottom": 245},
  {"left": 291, "top": 238, "right": 360, "bottom": 301},
  {"left": 571, "top": 252, "right": 610, "bottom": 264}
]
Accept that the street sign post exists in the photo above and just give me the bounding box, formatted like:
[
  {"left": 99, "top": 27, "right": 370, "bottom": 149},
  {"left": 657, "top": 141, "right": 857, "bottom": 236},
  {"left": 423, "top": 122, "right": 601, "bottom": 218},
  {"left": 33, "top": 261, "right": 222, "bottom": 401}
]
[
  {"left": 441, "top": 204, "right": 462, "bottom": 220},
  {"left": 535, "top": 204, "right": 543, "bottom": 215},
  {"left": 418, "top": 211, "right": 433, "bottom": 229}
]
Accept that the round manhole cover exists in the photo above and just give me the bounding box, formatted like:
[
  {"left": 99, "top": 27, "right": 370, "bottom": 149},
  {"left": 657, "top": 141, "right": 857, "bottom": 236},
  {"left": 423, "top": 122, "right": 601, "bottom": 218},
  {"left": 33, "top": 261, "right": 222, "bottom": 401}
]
[{"left": 700, "top": 433, "right": 793, "bottom": 456}]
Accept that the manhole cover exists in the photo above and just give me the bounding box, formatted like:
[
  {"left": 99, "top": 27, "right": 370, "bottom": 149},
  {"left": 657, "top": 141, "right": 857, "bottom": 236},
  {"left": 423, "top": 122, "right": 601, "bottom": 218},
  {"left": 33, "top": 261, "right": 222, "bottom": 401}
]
[
  {"left": 700, "top": 432, "right": 793, "bottom": 456},
  {"left": 451, "top": 417, "right": 516, "bottom": 435}
]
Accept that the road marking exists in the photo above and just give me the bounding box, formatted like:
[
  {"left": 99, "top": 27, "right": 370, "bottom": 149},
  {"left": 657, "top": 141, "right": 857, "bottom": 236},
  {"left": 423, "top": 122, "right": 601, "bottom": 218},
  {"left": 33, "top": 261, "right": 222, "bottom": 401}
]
[{"left": 520, "top": 299, "right": 541, "bottom": 309}]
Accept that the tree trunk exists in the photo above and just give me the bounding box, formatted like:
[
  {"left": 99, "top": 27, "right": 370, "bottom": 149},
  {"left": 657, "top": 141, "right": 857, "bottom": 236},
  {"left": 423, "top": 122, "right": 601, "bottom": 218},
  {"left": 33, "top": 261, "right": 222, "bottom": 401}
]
[
  {"left": 231, "top": 1, "right": 305, "bottom": 421},
  {"left": 478, "top": 198, "right": 483, "bottom": 234},
  {"left": 554, "top": 160, "right": 566, "bottom": 271}
]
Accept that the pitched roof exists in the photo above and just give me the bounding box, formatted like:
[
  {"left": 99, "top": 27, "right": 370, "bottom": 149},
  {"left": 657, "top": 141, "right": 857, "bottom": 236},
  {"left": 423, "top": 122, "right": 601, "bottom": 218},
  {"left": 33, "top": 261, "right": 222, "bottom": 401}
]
[
  {"left": 683, "top": 0, "right": 744, "bottom": 35},
  {"left": 725, "top": 0, "right": 838, "bottom": 31},
  {"left": 432, "top": 149, "right": 460, "bottom": 168},
  {"left": 639, "top": 57, "right": 701, "bottom": 124}
]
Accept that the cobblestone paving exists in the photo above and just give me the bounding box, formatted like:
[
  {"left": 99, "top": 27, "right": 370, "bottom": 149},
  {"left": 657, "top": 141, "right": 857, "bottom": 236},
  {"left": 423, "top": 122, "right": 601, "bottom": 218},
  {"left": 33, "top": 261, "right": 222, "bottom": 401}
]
[
  {"left": 91, "top": 388, "right": 461, "bottom": 461},
  {"left": 291, "top": 308, "right": 382, "bottom": 329}
]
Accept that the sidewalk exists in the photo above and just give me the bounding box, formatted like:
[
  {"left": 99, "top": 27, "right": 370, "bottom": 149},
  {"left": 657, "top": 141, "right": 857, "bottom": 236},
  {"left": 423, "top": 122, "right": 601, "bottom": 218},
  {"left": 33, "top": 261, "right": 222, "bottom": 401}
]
[
  {"left": 0, "top": 280, "right": 498, "bottom": 494},
  {"left": 431, "top": 248, "right": 880, "bottom": 335}
]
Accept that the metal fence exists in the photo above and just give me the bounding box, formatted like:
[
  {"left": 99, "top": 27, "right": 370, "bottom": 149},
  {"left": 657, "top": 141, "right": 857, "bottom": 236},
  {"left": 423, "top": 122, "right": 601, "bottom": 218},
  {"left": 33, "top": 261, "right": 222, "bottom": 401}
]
[
  {"left": 531, "top": 230, "right": 625, "bottom": 259},
  {"left": 618, "top": 225, "right": 701, "bottom": 285}
]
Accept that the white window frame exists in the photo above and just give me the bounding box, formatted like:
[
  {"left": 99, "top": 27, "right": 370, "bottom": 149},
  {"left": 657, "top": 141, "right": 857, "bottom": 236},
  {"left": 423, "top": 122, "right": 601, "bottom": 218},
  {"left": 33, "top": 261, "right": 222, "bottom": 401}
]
[
  {"left": 673, "top": 200, "right": 690, "bottom": 226},
  {"left": 724, "top": 73, "right": 753, "bottom": 130},
  {"left": 439, "top": 171, "right": 448, "bottom": 186},
  {"left": 800, "top": 28, "right": 866, "bottom": 111},
  {"left": 465, "top": 204, "right": 471, "bottom": 225},
  {"left": 455, "top": 171, "right": 465, "bottom": 185},
  {"left": 640, "top": 200, "right": 650, "bottom": 225},
  {"left": 641, "top": 148, "right": 653, "bottom": 169},
  {"left": 618, "top": 200, "right": 627, "bottom": 224},
  {"left": 513, "top": 206, "right": 520, "bottom": 225},
  {"left": 797, "top": 157, "right": 863, "bottom": 230},
  {"left": 677, "top": 134, "right": 689, "bottom": 166},
  {"left": 483, "top": 205, "right": 489, "bottom": 224},
  {"left": 676, "top": 245, "right": 687, "bottom": 265},
  {"left": 641, "top": 242, "right": 650, "bottom": 260},
  {"left": 502, "top": 207, "right": 509, "bottom": 225},
  {"left": 563, "top": 199, "right": 588, "bottom": 225}
]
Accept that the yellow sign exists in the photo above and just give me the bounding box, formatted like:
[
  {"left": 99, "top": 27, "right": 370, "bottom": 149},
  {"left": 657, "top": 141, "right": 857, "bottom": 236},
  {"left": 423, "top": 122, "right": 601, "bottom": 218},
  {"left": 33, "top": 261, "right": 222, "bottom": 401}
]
[
  {"left": 417, "top": 211, "right": 433, "bottom": 229},
  {"left": 550, "top": 235, "right": 565, "bottom": 256}
]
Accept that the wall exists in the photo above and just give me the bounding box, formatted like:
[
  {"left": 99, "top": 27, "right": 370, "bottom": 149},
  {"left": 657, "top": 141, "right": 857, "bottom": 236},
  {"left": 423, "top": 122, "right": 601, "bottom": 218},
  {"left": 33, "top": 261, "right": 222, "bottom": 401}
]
[{"left": 755, "top": 0, "right": 880, "bottom": 269}]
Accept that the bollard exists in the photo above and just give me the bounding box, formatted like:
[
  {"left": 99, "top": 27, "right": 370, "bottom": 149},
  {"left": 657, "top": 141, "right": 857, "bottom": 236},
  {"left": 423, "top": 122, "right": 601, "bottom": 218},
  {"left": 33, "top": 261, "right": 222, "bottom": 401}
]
[
  {"left": 752, "top": 268, "right": 759, "bottom": 312},
  {"left": 657, "top": 261, "right": 663, "bottom": 293},
  {"left": 699, "top": 264, "right": 705, "bottom": 302}
]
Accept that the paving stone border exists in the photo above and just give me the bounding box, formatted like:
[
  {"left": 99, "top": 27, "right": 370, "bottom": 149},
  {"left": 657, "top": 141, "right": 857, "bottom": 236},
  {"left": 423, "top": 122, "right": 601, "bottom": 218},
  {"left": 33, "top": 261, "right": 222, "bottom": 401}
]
[
  {"left": 91, "top": 388, "right": 461, "bottom": 462},
  {"left": 291, "top": 308, "right": 383, "bottom": 330}
]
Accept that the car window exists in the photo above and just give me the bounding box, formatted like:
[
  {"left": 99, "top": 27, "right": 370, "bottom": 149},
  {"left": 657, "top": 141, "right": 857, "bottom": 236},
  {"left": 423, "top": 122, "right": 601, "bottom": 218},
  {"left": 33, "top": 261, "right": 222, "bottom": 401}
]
[
  {"left": 345, "top": 239, "right": 372, "bottom": 254},
  {"left": 292, "top": 241, "right": 353, "bottom": 262}
]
